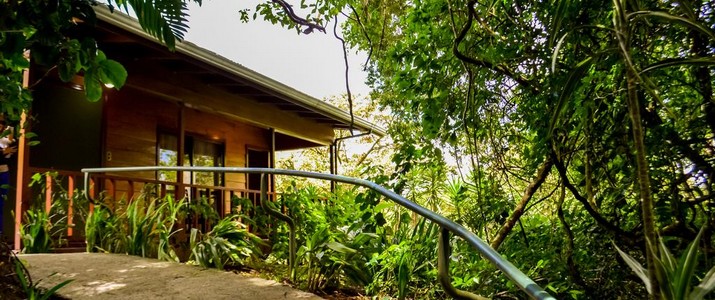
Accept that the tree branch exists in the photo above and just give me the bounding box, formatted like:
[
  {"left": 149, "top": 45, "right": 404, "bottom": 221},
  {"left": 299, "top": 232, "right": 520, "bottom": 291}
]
[
  {"left": 347, "top": 4, "right": 373, "bottom": 70},
  {"left": 550, "top": 149, "right": 634, "bottom": 238},
  {"left": 453, "top": 0, "right": 538, "bottom": 94},
  {"left": 271, "top": 0, "right": 325, "bottom": 34},
  {"left": 333, "top": 17, "right": 354, "bottom": 134},
  {"left": 557, "top": 184, "right": 588, "bottom": 289},
  {"left": 490, "top": 156, "right": 553, "bottom": 251}
]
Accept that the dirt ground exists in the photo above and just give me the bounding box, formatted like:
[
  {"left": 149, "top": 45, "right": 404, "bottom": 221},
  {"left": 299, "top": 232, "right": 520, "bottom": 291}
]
[{"left": 17, "top": 253, "right": 323, "bottom": 300}]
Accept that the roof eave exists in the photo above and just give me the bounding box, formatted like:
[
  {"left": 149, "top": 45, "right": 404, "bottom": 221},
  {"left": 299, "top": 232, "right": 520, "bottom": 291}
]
[{"left": 94, "top": 6, "right": 386, "bottom": 138}]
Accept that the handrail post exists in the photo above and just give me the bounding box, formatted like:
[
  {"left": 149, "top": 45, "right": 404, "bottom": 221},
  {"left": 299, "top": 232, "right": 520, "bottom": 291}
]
[
  {"left": 83, "top": 173, "right": 90, "bottom": 204},
  {"left": 260, "top": 173, "right": 296, "bottom": 282},
  {"left": 438, "top": 227, "right": 487, "bottom": 300}
]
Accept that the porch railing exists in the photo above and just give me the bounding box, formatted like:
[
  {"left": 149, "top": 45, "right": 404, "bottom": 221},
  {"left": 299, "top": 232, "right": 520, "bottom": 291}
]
[
  {"left": 29, "top": 167, "right": 274, "bottom": 238},
  {"left": 82, "top": 166, "right": 555, "bottom": 300}
]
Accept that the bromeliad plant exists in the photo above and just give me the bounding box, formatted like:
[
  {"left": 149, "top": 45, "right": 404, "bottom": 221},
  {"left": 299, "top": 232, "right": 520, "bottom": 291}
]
[{"left": 615, "top": 226, "right": 715, "bottom": 300}]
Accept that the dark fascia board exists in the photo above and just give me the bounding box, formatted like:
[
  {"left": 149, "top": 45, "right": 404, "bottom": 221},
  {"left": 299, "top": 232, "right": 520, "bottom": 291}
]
[{"left": 94, "top": 6, "right": 386, "bottom": 137}]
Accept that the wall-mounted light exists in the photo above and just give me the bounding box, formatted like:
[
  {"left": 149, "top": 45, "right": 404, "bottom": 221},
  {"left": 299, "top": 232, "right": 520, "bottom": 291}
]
[{"left": 69, "top": 75, "right": 84, "bottom": 91}]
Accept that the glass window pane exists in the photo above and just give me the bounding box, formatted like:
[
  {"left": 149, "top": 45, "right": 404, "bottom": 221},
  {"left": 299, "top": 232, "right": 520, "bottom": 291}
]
[
  {"left": 158, "top": 133, "right": 178, "bottom": 182},
  {"left": 192, "top": 139, "right": 222, "bottom": 186}
]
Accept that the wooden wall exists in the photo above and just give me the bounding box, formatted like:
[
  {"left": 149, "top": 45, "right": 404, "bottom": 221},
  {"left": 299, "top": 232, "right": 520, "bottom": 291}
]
[{"left": 103, "top": 87, "right": 270, "bottom": 198}]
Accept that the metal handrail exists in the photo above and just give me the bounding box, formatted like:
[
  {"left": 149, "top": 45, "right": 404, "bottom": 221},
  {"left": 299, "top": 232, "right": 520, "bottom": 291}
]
[{"left": 82, "top": 166, "right": 555, "bottom": 300}]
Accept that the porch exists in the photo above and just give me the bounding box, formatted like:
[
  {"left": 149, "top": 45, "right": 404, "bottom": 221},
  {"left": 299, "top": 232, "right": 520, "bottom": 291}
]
[{"left": 21, "top": 167, "right": 277, "bottom": 251}]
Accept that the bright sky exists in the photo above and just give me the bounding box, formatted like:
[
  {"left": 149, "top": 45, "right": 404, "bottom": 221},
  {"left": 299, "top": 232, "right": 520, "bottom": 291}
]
[{"left": 184, "top": 1, "right": 370, "bottom": 100}]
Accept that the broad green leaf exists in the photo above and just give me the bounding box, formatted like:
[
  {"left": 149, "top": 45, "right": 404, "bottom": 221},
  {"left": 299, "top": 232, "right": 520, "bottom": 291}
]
[
  {"left": 326, "top": 241, "right": 357, "bottom": 254},
  {"left": 39, "top": 279, "right": 74, "bottom": 300},
  {"left": 83, "top": 68, "right": 103, "bottom": 102},
  {"left": 98, "top": 59, "right": 127, "bottom": 89},
  {"left": 374, "top": 202, "right": 394, "bottom": 212},
  {"left": 657, "top": 237, "right": 677, "bottom": 275}
]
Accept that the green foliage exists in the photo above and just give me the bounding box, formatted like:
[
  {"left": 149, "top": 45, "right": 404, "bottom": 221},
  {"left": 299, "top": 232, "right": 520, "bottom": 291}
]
[
  {"left": 188, "top": 216, "right": 264, "bottom": 270},
  {"left": 85, "top": 188, "right": 185, "bottom": 261},
  {"left": 14, "top": 260, "right": 73, "bottom": 300},
  {"left": 18, "top": 208, "right": 65, "bottom": 254},
  {"left": 615, "top": 226, "right": 715, "bottom": 300},
  {"left": 250, "top": 0, "right": 715, "bottom": 297},
  {"left": 105, "top": 0, "right": 201, "bottom": 50},
  {"left": 19, "top": 172, "right": 92, "bottom": 253},
  {"left": 83, "top": 190, "right": 264, "bottom": 271},
  {"left": 0, "top": 0, "right": 195, "bottom": 125}
]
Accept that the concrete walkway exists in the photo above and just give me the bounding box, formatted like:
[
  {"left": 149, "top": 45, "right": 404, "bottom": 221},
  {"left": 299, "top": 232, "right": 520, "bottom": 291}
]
[{"left": 18, "top": 253, "right": 321, "bottom": 299}]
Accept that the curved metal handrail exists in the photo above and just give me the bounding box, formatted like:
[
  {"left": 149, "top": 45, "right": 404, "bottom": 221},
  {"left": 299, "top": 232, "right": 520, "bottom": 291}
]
[{"left": 82, "top": 166, "right": 555, "bottom": 300}]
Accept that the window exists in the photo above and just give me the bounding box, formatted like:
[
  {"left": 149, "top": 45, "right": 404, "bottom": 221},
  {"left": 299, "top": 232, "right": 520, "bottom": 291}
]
[{"left": 158, "top": 132, "right": 224, "bottom": 187}]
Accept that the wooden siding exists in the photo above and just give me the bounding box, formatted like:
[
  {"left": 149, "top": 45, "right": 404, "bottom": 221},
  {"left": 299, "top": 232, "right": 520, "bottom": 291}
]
[
  {"left": 103, "top": 87, "right": 270, "bottom": 199},
  {"left": 123, "top": 67, "right": 335, "bottom": 146}
]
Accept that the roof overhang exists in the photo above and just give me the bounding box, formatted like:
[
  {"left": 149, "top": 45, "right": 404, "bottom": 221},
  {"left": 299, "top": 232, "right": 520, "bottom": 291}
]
[{"left": 94, "top": 6, "right": 386, "bottom": 139}]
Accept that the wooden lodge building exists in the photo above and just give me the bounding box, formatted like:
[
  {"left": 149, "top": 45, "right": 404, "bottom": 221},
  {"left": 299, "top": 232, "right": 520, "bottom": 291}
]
[{"left": 3, "top": 7, "right": 385, "bottom": 250}]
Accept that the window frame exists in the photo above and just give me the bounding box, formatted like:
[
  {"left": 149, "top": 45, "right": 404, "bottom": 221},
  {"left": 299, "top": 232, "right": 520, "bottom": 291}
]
[{"left": 156, "top": 129, "right": 226, "bottom": 187}]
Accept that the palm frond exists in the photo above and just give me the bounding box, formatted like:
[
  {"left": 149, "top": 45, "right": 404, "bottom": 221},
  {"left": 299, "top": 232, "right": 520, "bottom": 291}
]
[{"left": 108, "top": 0, "right": 192, "bottom": 50}]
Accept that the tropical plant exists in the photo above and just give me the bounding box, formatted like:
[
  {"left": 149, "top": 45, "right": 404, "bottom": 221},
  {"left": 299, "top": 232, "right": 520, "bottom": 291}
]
[
  {"left": 19, "top": 209, "right": 58, "bottom": 254},
  {"left": 2, "top": 239, "right": 72, "bottom": 300},
  {"left": 0, "top": 0, "right": 202, "bottom": 121},
  {"left": 18, "top": 199, "right": 70, "bottom": 254},
  {"left": 188, "top": 216, "right": 264, "bottom": 270},
  {"left": 84, "top": 188, "right": 185, "bottom": 261},
  {"left": 615, "top": 226, "right": 715, "bottom": 300},
  {"left": 85, "top": 204, "right": 123, "bottom": 253},
  {"left": 14, "top": 261, "right": 73, "bottom": 300}
]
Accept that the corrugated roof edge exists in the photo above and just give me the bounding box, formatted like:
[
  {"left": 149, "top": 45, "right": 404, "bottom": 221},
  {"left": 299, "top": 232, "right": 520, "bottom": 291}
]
[{"left": 94, "top": 5, "right": 386, "bottom": 137}]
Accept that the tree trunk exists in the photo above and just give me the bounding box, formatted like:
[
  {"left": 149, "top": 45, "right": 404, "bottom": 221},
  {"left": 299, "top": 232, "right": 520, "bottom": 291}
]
[
  {"left": 490, "top": 157, "right": 553, "bottom": 251},
  {"left": 626, "top": 67, "right": 659, "bottom": 299}
]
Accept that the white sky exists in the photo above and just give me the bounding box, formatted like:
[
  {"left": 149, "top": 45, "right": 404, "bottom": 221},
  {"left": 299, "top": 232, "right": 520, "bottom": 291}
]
[{"left": 184, "top": 1, "right": 370, "bottom": 100}]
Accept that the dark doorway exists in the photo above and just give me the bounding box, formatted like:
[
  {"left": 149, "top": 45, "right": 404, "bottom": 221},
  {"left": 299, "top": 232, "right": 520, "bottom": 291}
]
[
  {"left": 246, "top": 148, "right": 270, "bottom": 235},
  {"left": 247, "top": 149, "right": 269, "bottom": 191}
]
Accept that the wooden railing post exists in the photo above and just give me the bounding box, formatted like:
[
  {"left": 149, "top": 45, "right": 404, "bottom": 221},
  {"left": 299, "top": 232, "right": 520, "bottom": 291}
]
[
  {"left": 127, "top": 180, "right": 134, "bottom": 201},
  {"left": 44, "top": 173, "right": 52, "bottom": 213},
  {"left": 108, "top": 179, "right": 116, "bottom": 203},
  {"left": 88, "top": 178, "right": 95, "bottom": 213},
  {"left": 160, "top": 184, "right": 166, "bottom": 198},
  {"left": 67, "top": 176, "right": 74, "bottom": 237}
]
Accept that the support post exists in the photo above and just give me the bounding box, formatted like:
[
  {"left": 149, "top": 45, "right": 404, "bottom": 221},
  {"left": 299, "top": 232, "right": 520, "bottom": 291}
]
[
  {"left": 329, "top": 143, "right": 335, "bottom": 193},
  {"left": 269, "top": 129, "right": 275, "bottom": 198},
  {"left": 13, "top": 111, "right": 30, "bottom": 251},
  {"left": 438, "top": 227, "right": 487, "bottom": 300},
  {"left": 176, "top": 104, "right": 186, "bottom": 200},
  {"left": 13, "top": 53, "right": 31, "bottom": 251},
  {"left": 260, "top": 173, "right": 295, "bottom": 282}
]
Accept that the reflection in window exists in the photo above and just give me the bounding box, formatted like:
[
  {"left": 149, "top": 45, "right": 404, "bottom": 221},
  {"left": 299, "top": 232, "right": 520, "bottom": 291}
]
[
  {"left": 157, "top": 133, "right": 224, "bottom": 187},
  {"left": 158, "top": 134, "right": 178, "bottom": 182}
]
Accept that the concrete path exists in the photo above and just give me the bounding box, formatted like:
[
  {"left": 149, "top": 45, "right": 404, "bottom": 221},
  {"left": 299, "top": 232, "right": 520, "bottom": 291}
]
[{"left": 18, "top": 253, "right": 321, "bottom": 300}]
